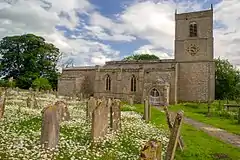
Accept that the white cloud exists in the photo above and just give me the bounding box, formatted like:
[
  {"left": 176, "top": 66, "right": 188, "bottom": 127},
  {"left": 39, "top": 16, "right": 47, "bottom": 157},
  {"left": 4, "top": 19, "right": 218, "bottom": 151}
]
[
  {"left": 1, "top": 0, "right": 240, "bottom": 70},
  {"left": 0, "top": 0, "right": 119, "bottom": 67},
  {"left": 133, "top": 45, "right": 173, "bottom": 59}
]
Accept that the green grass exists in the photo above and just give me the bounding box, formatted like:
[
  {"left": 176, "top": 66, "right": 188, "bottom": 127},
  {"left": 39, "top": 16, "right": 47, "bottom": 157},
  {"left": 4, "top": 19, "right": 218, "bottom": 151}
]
[
  {"left": 121, "top": 103, "right": 240, "bottom": 160},
  {"left": 168, "top": 102, "right": 240, "bottom": 135}
]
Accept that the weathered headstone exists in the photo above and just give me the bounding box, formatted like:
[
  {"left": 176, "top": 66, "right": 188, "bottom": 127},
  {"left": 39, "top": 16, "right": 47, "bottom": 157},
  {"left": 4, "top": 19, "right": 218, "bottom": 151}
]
[
  {"left": 80, "top": 93, "right": 83, "bottom": 101},
  {"left": 163, "top": 106, "right": 184, "bottom": 151},
  {"left": 91, "top": 98, "right": 108, "bottom": 143},
  {"left": 129, "top": 96, "right": 134, "bottom": 105},
  {"left": 40, "top": 105, "right": 60, "bottom": 149},
  {"left": 0, "top": 94, "right": 6, "bottom": 119},
  {"left": 16, "top": 87, "right": 19, "bottom": 94},
  {"left": 26, "top": 96, "right": 34, "bottom": 108},
  {"left": 165, "top": 111, "right": 184, "bottom": 160},
  {"left": 140, "top": 139, "right": 162, "bottom": 160},
  {"left": 86, "top": 97, "right": 97, "bottom": 120},
  {"left": 55, "top": 91, "right": 59, "bottom": 98},
  {"left": 54, "top": 101, "right": 70, "bottom": 122},
  {"left": 144, "top": 98, "right": 151, "bottom": 122},
  {"left": 110, "top": 99, "right": 121, "bottom": 131}
]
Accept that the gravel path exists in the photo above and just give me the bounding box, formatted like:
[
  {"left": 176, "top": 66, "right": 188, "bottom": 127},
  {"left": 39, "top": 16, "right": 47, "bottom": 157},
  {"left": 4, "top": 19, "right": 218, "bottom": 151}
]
[
  {"left": 155, "top": 107, "right": 240, "bottom": 148},
  {"left": 183, "top": 117, "right": 240, "bottom": 148}
]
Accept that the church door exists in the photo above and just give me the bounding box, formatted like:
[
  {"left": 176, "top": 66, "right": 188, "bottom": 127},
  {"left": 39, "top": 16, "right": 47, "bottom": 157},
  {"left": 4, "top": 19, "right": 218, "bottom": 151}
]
[{"left": 149, "top": 88, "right": 161, "bottom": 106}]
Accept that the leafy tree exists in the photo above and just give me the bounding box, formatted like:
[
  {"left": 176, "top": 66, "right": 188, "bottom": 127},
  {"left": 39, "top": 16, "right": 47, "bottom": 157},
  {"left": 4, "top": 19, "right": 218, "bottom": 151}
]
[
  {"left": 215, "top": 58, "right": 240, "bottom": 100},
  {"left": 32, "top": 77, "right": 51, "bottom": 91},
  {"left": 123, "top": 53, "right": 160, "bottom": 61},
  {"left": 0, "top": 34, "right": 61, "bottom": 89}
]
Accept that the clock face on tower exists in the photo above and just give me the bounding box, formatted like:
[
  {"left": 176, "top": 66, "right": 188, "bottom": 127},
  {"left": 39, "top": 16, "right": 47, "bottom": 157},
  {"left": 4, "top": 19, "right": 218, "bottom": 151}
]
[{"left": 186, "top": 44, "right": 200, "bottom": 56}]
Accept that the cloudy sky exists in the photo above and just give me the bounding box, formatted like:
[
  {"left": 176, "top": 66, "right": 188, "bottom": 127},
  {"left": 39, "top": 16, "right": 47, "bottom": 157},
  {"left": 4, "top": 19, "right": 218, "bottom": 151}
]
[{"left": 0, "top": 0, "right": 239, "bottom": 69}]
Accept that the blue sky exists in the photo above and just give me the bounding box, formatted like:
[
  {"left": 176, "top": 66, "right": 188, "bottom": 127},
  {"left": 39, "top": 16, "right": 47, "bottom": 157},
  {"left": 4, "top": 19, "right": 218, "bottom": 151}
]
[{"left": 0, "top": 0, "right": 240, "bottom": 69}]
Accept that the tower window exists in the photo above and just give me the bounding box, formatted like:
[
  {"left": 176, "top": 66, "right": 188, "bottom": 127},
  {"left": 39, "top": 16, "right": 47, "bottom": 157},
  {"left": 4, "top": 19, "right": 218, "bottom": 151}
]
[
  {"left": 105, "top": 74, "right": 111, "bottom": 91},
  {"left": 189, "top": 22, "right": 197, "bottom": 37},
  {"left": 130, "top": 75, "right": 136, "bottom": 92}
]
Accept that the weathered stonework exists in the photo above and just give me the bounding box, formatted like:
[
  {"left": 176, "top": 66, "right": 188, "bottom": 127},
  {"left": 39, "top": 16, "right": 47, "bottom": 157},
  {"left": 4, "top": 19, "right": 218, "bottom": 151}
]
[{"left": 58, "top": 8, "right": 215, "bottom": 105}]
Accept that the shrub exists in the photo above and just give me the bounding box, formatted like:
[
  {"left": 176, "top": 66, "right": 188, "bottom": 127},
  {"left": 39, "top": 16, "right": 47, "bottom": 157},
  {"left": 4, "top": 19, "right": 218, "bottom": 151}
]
[{"left": 31, "top": 77, "right": 52, "bottom": 91}]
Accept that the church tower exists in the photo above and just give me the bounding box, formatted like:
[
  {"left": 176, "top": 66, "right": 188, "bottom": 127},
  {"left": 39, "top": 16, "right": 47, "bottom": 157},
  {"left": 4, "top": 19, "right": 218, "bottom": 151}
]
[{"left": 175, "top": 6, "right": 215, "bottom": 102}]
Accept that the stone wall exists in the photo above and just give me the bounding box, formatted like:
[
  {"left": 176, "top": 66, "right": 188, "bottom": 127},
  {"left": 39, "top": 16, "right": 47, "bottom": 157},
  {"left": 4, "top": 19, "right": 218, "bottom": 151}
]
[
  {"left": 58, "top": 68, "right": 96, "bottom": 96},
  {"left": 94, "top": 61, "right": 177, "bottom": 104},
  {"left": 177, "top": 61, "right": 215, "bottom": 102}
]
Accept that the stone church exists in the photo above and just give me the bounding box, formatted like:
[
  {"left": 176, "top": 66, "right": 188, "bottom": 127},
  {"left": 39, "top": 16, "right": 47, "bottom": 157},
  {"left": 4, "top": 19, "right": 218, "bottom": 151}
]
[{"left": 58, "top": 7, "right": 215, "bottom": 106}]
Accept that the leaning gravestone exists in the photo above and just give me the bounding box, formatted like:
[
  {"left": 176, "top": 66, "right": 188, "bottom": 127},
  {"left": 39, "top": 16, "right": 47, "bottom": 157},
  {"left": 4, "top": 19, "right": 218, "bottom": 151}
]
[
  {"left": 165, "top": 111, "right": 184, "bottom": 160},
  {"left": 140, "top": 139, "right": 162, "bottom": 160},
  {"left": 91, "top": 98, "right": 108, "bottom": 144},
  {"left": 163, "top": 106, "right": 184, "bottom": 151},
  {"left": 110, "top": 99, "right": 121, "bottom": 131},
  {"left": 40, "top": 105, "right": 60, "bottom": 149}
]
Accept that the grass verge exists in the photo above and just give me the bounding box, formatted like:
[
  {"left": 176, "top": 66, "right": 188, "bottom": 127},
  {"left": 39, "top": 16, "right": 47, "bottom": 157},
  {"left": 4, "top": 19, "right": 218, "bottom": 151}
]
[
  {"left": 168, "top": 102, "right": 240, "bottom": 135},
  {"left": 121, "top": 103, "right": 240, "bottom": 160}
]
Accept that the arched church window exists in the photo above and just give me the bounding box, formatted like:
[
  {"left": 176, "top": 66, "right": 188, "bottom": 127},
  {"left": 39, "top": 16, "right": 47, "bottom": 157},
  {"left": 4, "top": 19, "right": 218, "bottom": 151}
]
[
  {"left": 130, "top": 75, "right": 137, "bottom": 92},
  {"left": 189, "top": 22, "right": 197, "bottom": 37},
  {"left": 105, "top": 74, "right": 111, "bottom": 91}
]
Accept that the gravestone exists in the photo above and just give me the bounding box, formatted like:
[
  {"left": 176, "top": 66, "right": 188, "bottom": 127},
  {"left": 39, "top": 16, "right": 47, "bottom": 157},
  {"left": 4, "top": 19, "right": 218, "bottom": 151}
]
[
  {"left": 163, "top": 106, "right": 184, "bottom": 151},
  {"left": 144, "top": 98, "right": 151, "bottom": 122},
  {"left": 54, "top": 101, "right": 70, "bottom": 122},
  {"left": 91, "top": 98, "right": 108, "bottom": 143},
  {"left": 140, "top": 139, "right": 162, "bottom": 160},
  {"left": 86, "top": 97, "right": 97, "bottom": 121},
  {"left": 40, "top": 105, "right": 60, "bottom": 149},
  {"left": 110, "top": 99, "right": 121, "bottom": 131},
  {"left": 26, "top": 96, "right": 34, "bottom": 108},
  {"left": 0, "top": 94, "right": 6, "bottom": 119},
  {"left": 56, "top": 91, "right": 59, "bottom": 98},
  {"left": 129, "top": 96, "right": 134, "bottom": 105},
  {"left": 16, "top": 87, "right": 19, "bottom": 94},
  {"left": 165, "top": 111, "right": 184, "bottom": 160},
  {"left": 107, "top": 98, "right": 112, "bottom": 113}
]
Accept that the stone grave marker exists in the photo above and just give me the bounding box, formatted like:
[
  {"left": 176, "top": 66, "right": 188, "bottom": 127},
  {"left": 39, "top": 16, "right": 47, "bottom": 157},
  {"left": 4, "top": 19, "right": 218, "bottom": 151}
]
[
  {"left": 140, "top": 139, "right": 162, "bottom": 160},
  {"left": 86, "top": 97, "right": 97, "bottom": 121},
  {"left": 0, "top": 93, "right": 6, "bottom": 119},
  {"left": 165, "top": 111, "right": 184, "bottom": 160},
  {"left": 91, "top": 98, "right": 108, "bottom": 143},
  {"left": 40, "top": 105, "right": 60, "bottom": 149},
  {"left": 55, "top": 101, "right": 70, "bottom": 122},
  {"left": 143, "top": 97, "right": 151, "bottom": 122},
  {"left": 26, "top": 96, "right": 34, "bottom": 108},
  {"left": 129, "top": 96, "right": 134, "bottom": 105},
  {"left": 55, "top": 91, "right": 59, "bottom": 98},
  {"left": 163, "top": 106, "right": 184, "bottom": 151},
  {"left": 110, "top": 99, "right": 121, "bottom": 131}
]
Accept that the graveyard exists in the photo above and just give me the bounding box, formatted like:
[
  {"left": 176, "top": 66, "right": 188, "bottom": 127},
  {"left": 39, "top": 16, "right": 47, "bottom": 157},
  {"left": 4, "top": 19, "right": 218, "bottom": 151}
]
[
  {"left": 0, "top": 89, "right": 170, "bottom": 160},
  {"left": 0, "top": 88, "right": 240, "bottom": 160}
]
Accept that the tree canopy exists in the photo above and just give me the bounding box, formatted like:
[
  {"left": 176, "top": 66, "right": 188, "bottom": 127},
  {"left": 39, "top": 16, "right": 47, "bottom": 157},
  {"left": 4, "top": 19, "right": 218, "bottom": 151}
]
[
  {"left": 215, "top": 58, "right": 240, "bottom": 100},
  {"left": 123, "top": 53, "right": 160, "bottom": 61},
  {"left": 0, "top": 34, "right": 61, "bottom": 89}
]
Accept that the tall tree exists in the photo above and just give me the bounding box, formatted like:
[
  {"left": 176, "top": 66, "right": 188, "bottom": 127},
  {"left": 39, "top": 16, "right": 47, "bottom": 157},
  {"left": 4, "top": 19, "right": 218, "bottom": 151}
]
[
  {"left": 0, "top": 34, "right": 61, "bottom": 89},
  {"left": 215, "top": 58, "right": 240, "bottom": 100},
  {"left": 123, "top": 53, "right": 160, "bottom": 61}
]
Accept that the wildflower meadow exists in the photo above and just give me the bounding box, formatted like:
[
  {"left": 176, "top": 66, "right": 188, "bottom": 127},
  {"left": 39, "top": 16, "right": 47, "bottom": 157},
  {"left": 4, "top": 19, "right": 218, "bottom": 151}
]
[{"left": 0, "top": 90, "right": 169, "bottom": 160}]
